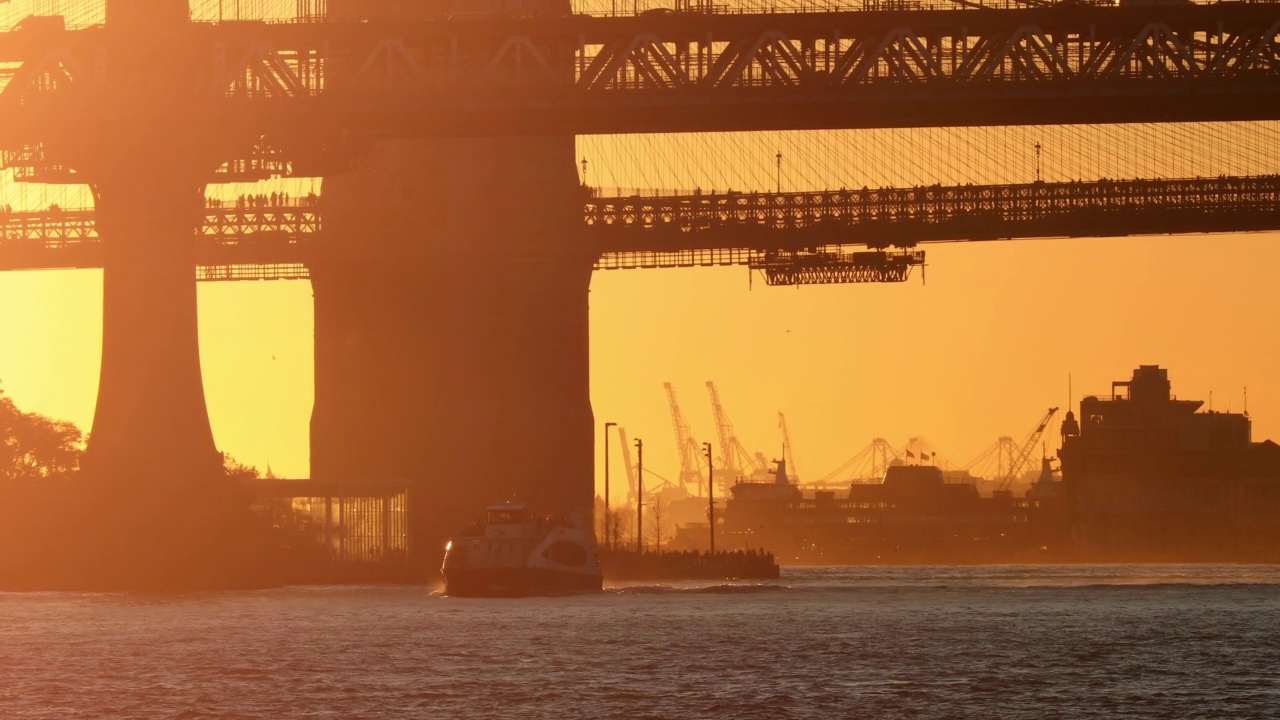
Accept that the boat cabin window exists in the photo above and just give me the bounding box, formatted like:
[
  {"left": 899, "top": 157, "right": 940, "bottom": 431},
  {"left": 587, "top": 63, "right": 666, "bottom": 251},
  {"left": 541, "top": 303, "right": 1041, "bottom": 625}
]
[
  {"left": 487, "top": 509, "right": 529, "bottom": 525},
  {"left": 542, "top": 540, "right": 588, "bottom": 567}
]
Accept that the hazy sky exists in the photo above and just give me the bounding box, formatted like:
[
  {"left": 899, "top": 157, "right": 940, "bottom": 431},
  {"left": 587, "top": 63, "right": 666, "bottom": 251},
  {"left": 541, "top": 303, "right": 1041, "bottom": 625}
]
[{"left": 2, "top": 227, "right": 1278, "bottom": 497}]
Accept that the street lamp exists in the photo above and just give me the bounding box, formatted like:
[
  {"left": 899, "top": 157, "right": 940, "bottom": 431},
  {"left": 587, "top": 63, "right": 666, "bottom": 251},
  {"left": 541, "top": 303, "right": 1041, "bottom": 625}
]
[
  {"left": 603, "top": 421, "right": 616, "bottom": 550},
  {"left": 704, "top": 442, "right": 716, "bottom": 556},
  {"left": 635, "top": 438, "right": 645, "bottom": 554},
  {"left": 775, "top": 151, "right": 782, "bottom": 193},
  {"left": 1035, "top": 142, "right": 1043, "bottom": 183}
]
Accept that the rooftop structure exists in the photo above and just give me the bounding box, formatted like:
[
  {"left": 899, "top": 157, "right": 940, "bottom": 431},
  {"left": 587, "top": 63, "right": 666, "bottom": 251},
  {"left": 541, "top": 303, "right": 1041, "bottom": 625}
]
[{"left": 1060, "top": 365, "right": 1280, "bottom": 561}]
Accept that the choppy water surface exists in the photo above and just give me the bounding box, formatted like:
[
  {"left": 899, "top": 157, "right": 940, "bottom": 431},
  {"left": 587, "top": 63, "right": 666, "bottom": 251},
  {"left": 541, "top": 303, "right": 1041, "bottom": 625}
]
[{"left": 2, "top": 565, "right": 1278, "bottom": 719}]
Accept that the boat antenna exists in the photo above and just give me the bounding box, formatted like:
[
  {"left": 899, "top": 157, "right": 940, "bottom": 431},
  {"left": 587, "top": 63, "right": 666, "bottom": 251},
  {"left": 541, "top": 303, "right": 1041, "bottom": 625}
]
[
  {"left": 1245, "top": 386, "right": 1249, "bottom": 416},
  {"left": 1068, "top": 373, "right": 1072, "bottom": 410}
]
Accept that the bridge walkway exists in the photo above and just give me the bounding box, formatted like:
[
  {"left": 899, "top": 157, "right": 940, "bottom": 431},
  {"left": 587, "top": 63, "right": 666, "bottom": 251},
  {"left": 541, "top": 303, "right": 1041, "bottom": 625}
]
[{"left": 0, "top": 174, "right": 1276, "bottom": 281}]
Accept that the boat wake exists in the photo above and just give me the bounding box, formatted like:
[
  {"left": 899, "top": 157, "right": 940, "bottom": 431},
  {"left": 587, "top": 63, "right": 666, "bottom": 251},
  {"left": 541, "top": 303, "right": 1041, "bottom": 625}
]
[{"left": 605, "top": 582, "right": 791, "bottom": 595}]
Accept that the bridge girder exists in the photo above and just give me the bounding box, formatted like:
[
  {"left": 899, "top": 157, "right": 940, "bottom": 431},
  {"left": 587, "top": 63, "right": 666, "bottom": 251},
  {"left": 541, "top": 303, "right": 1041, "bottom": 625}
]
[{"left": 0, "top": 5, "right": 1279, "bottom": 144}]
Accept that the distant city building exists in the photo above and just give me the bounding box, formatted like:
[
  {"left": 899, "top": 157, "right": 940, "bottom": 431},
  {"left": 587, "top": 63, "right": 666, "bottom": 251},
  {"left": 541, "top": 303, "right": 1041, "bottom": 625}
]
[
  {"left": 691, "top": 365, "right": 1280, "bottom": 564},
  {"left": 1060, "top": 365, "right": 1280, "bottom": 561}
]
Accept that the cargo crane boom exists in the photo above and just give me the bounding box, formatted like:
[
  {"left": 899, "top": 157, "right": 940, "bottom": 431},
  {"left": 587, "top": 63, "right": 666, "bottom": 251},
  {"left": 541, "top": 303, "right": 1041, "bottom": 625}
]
[
  {"left": 616, "top": 426, "right": 677, "bottom": 503},
  {"left": 706, "top": 381, "right": 762, "bottom": 481},
  {"left": 617, "top": 426, "right": 638, "bottom": 505},
  {"left": 778, "top": 412, "right": 800, "bottom": 483},
  {"left": 996, "top": 407, "right": 1059, "bottom": 492},
  {"left": 818, "top": 438, "right": 900, "bottom": 484},
  {"left": 664, "top": 382, "right": 707, "bottom": 497}
]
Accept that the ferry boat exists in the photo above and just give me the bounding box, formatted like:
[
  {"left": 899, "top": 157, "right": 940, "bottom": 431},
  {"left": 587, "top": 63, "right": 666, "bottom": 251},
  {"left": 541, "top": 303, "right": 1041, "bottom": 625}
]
[{"left": 440, "top": 501, "right": 603, "bottom": 597}]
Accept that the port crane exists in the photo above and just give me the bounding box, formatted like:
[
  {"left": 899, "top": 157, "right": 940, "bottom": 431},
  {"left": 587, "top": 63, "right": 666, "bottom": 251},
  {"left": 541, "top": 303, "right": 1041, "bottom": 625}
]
[
  {"left": 706, "top": 381, "right": 766, "bottom": 485},
  {"left": 816, "top": 438, "right": 901, "bottom": 484},
  {"left": 617, "top": 426, "right": 639, "bottom": 504},
  {"left": 962, "top": 436, "right": 1022, "bottom": 491},
  {"left": 778, "top": 412, "right": 801, "bottom": 483},
  {"left": 617, "top": 426, "right": 678, "bottom": 504},
  {"left": 994, "top": 407, "right": 1059, "bottom": 492},
  {"left": 664, "top": 382, "right": 708, "bottom": 497}
]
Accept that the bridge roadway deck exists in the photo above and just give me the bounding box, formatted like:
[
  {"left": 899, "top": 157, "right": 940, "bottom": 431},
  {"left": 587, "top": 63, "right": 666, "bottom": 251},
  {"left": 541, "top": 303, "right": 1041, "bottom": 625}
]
[
  {"left": 1, "top": 3, "right": 1279, "bottom": 142},
  {"left": 0, "top": 175, "right": 1276, "bottom": 279}
]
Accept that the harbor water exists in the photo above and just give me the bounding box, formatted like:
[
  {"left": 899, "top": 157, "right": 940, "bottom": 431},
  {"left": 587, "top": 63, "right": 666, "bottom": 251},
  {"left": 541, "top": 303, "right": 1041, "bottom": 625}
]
[{"left": 2, "top": 565, "right": 1278, "bottom": 719}]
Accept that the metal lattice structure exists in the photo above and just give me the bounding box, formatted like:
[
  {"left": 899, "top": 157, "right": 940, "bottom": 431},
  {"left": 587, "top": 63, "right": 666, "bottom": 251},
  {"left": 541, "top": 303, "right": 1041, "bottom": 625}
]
[
  {"left": 663, "top": 382, "right": 707, "bottom": 497},
  {"left": 750, "top": 249, "right": 924, "bottom": 285},
  {"left": 706, "top": 381, "right": 764, "bottom": 478},
  {"left": 817, "top": 437, "right": 902, "bottom": 485},
  {"left": 2, "top": 175, "right": 1278, "bottom": 277},
  {"left": 587, "top": 175, "right": 1280, "bottom": 253},
  {"left": 1, "top": 4, "right": 1280, "bottom": 143}
]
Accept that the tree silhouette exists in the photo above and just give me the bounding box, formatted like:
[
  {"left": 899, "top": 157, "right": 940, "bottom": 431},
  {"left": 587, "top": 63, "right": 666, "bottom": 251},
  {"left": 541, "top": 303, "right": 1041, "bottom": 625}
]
[
  {"left": 649, "top": 494, "right": 670, "bottom": 551},
  {"left": 0, "top": 385, "right": 83, "bottom": 486},
  {"left": 222, "top": 454, "right": 262, "bottom": 481}
]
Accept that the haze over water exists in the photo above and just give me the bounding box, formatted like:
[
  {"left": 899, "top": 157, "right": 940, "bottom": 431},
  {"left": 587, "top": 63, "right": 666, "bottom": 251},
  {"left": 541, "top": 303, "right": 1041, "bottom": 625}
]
[{"left": 3, "top": 565, "right": 1277, "bottom": 719}]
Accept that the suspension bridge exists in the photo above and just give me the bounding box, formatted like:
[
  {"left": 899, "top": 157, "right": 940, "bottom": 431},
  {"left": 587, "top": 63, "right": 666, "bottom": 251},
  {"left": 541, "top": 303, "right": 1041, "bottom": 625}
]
[
  {"left": 2, "top": 174, "right": 1279, "bottom": 279},
  {"left": 0, "top": 0, "right": 1277, "bottom": 570}
]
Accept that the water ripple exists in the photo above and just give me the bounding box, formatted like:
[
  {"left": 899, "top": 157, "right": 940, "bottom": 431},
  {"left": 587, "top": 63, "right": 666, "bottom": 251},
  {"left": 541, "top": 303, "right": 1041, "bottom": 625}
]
[{"left": 1, "top": 565, "right": 1278, "bottom": 719}]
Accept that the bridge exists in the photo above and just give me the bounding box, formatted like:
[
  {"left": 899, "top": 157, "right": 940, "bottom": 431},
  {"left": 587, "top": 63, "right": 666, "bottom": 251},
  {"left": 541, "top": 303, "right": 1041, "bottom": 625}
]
[
  {"left": 3, "top": 174, "right": 1279, "bottom": 278},
  {"left": 1, "top": 0, "right": 1278, "bottom": 576},
  {"left": 3, "top": 2, "right": 1280, "bottom": 145}
]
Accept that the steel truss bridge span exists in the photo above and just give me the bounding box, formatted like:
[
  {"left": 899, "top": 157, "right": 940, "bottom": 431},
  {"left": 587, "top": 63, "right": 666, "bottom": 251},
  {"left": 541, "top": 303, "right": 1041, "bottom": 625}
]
[
  {"left": 1, "top": 175, "right": 1276, "bottom": 283},
  {"left": 2, "top": 4, "right": 1280, "bottom": 142}
]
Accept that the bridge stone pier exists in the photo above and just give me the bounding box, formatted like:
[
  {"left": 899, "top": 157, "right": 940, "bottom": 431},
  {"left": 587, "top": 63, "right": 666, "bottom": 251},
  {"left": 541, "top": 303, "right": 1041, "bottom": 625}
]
[
  {"left": 50, "top": 1, "right": 243, "bottom": 587},
  {"left": 86, "top": 156, "right": 221, "bottom": 488},
  {"left": 315, "top": 0, "right": 594, "bottom": 566},
  {"left": 82, "top": 2, "right": 225, "bottom": 487}
]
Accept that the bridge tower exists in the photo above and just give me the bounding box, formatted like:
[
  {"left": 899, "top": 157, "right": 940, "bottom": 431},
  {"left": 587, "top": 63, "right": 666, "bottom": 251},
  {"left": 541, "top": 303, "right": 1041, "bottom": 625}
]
[
  {"left": 83, "top": 0, "right": 223, "bottom": 489},
  {"left": 69, "top": 0, "right": 237, "bottom": 585},
  {"left": 314, "top": 0, "right": 593, "bottom": 566}
]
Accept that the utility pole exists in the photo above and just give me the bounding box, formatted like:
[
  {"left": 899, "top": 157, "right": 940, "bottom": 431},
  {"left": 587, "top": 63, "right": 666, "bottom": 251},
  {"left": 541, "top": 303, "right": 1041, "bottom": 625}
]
[
  {"left": 704, "top": 442, "right": 715, "bottom": 556},
  {"left": 604, "top": 421, "right": 616, "bottom": 550},
  {"left": 635, "top": 438, "right": 644, "bottom": 553}
]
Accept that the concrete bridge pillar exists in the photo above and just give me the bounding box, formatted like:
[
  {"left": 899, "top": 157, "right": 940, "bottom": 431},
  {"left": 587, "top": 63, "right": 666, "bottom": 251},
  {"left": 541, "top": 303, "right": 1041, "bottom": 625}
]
[
  {"left": 85, "top": 158, "right": 222, "bottom": 488},
  {"left": 313, "top": 138, "right": 594, "bottom": 566},
  {"left": 58, "top": 146, "right": 251, "bottom": 589},
  {"left": 314, "top": 0, "right": 591, "bottom": 566},
  {"left": 81, "top": 0, "right": 218, "bottom": 490}
]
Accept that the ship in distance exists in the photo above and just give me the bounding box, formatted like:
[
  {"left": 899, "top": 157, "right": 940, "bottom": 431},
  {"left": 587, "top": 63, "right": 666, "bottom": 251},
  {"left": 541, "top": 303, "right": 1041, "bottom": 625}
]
[
  {"left": 691, "top": 365, "right": 1280, "bottom": 564},
  {"left": 441, "top": 501, "right": 603, "bottom": 597}
]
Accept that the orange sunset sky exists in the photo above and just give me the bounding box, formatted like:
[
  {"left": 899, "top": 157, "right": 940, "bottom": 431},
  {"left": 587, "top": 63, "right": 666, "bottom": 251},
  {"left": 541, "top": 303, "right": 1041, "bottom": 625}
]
[{"left": 2, "top": 219, "right": 1278, "bottom": 499}]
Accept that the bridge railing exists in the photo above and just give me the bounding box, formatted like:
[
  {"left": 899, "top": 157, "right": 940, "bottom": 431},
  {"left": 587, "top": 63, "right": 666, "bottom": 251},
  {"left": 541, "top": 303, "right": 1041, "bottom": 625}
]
[
  {"left": 570, "top": 0, "right": 1132, "bottom": 17},
  {"left": 585, "top": 175, "right": 1280, "bottom": 239},
  {"left": 3, "top": 175, "right": 1279, "bottom": 273}
]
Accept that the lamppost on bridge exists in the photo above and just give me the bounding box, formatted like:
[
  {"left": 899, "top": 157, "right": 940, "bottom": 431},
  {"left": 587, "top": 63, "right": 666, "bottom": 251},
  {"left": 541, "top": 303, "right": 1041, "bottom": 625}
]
[
  {"left": 635, "top": 437, "right": 645, "bottom": 554},
  {"left": 1035, "top": 142, "right": 1043, "bottom": 183},
  {"left": 603, "top": 421, "right": 616, "bottom": 550},
  {"left": 775, "top": 151, "right": 783, "bottom": 193},
  {"left": 581, "top": 157, "right": 589, "bottom": 188},
  {"left": 704, "top": 441, "right": 715, "bottom": 556}
]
